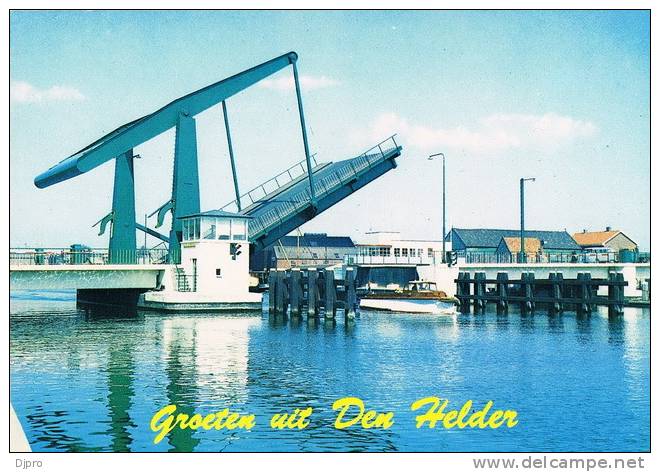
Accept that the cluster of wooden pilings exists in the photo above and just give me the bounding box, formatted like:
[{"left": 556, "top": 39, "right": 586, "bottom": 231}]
[
  {"left": 268, "top": 267, "right": 358, "bottom": 320},
  {"left": 456, "top": 272, "right": 627, "bottom": 317}
]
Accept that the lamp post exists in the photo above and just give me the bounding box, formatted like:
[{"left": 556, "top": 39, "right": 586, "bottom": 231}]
[
  {"left": 520, "top": 177, "right": 536, "bottom": 263},
  {"left": 429, "top": 153, "right": 446, "bottom": 264}
]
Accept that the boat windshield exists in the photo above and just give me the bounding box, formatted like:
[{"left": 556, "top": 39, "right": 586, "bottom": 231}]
[{"left": 407, "top": 281, "right": 437, "bottom": 291}]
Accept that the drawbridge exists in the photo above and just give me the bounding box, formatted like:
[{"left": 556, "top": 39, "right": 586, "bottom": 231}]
[{"left": 33, "top": 51, "right": 402, "bottom": 262}]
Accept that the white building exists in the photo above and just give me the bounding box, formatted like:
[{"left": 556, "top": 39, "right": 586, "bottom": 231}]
[
  {"left": 139, "top": 210, "right": 262, "bottom": 310},
  {"left": 349, "top": 231, "right": 458, "bottom": 295},
  {"left": 351, "top": 231, "right": 449, "bottom": 266}
]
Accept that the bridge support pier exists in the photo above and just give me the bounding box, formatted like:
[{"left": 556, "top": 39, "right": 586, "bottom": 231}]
[
  {"left": 169, "top": 113, "right": 201, "bottom": 263},
  {"left": 77, "top": 288, "right": 148, "bottom": 308},
  {"left": 109, "top": 149, "right": 136, "bottom": 264}
]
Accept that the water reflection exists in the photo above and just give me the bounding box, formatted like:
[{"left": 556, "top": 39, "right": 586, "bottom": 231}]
[{"left": 10, "top": 297, "right": 650, "bottom": 452}]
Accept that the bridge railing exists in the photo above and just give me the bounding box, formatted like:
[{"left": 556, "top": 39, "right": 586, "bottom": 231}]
[
  {"left": 9, "top": 248, "right": 170, "bottom": 266},
  {"left": 248, "top": 135, "right": 400, "bottom": 238},
  {"left": 221, "top": 154, "right": 319, "bottom": 212}
]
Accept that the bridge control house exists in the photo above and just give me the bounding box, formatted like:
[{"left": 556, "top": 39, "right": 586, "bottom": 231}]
[{"left": 138, "top": 210, "right": 262, "bottom": 310}]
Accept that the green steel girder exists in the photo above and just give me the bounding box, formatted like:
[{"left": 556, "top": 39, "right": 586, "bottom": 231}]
[
  {"left": 109, "top": 150, "right": 136, "bottom": 263},
  {"left": 34, "top": 52, "right": 299, "bottom": 189}
]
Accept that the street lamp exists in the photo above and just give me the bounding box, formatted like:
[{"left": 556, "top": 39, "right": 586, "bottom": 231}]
[
  {"left": 520, "top": 177, "right": 536, "bottom": 263},
  {"left": 429, "top": 153, "right": 447, "bottom": 264}
]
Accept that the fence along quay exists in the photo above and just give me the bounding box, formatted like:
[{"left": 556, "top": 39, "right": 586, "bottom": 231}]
[{"left": 455, "top": 271, "right": 628, "bottom": 317}]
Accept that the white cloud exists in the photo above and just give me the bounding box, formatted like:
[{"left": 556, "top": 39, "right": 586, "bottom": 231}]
[
  {"left": 358, "top": 112, "right": 598, "bottom": 154},
  {"left": 258, "top": 75, "right": 339, "bottom": 92},
  {"left": 10, "top": 81, "right": 85, "bottom": 103}
]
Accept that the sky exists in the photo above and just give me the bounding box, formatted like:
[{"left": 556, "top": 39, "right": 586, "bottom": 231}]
[{"left": 9, "top": 10, "right": 651, "bottom": 250}]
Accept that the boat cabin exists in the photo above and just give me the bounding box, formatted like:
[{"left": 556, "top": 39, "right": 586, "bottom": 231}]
[{"left": 405, "top": 280, "right": 439, "bottom": 292}]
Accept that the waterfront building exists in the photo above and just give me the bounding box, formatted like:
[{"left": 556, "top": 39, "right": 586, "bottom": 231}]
[
  {"left": 250, "top": 233, "right": 356, "bottom": 271},
  {"left": 350, "top": 231, "right": 448, "bottom": 290},
  {"left": 572, "top": 227, "right": 638, "bottom": 262},
  {"left": 352, "top": 231, "right": 446, "bottom": 265},
  {"left": 449, "top": 228, "right": 582, "bottom": 263},
  {"left": 495, "top": 236, "right": 544, "bottom": 263}
]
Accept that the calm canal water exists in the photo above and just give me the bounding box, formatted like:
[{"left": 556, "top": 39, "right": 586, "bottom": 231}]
[{"left": 10, "top": 291, "right": 650, "bottom": 452}]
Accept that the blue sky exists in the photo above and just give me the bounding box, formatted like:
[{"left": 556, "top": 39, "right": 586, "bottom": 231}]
[{"left": 10, "top": 10, "right": 650, "bottom": 249}]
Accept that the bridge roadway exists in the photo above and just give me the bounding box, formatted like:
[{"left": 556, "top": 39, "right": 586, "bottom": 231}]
[{"left": 10, "top": 264, "right": 167, "bottom": 291}]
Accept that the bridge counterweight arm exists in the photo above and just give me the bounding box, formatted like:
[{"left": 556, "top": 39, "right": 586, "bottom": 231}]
[{"left": 35, "top": 52, "right": 300, "bottom": 189}]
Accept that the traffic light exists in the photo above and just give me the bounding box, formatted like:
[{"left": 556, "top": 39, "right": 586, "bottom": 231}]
[{"left": 230, "top": 243, "right": 242, "bottom": 260}]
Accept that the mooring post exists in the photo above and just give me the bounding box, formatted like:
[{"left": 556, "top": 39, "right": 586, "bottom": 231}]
[
  {"left": 496, "top": 272, "right": 509, "bottom": 314},
  {"left": 290, "top": 268, "right": 302, "bottom": 317},
  {"left": 616, "top": 273, "right": 626, "bottom": 315},
  {"left": 275, "top": 269, "right": 287, "bottom": 315},
  {"left": 324, "top": 268, "right": 336, "bottom": 319},
  {"left": 307, "top": 268, "right": 318, "bottom": 318},
  {"left": 576, "top": 273, "right": 588, "bottom": 315},
  {"left": 474, "top": 272, "right": 486, "bottom": 312},
  {"left": 527, "top": 272, "right": 536, "bottom": 313},
  {"left": 345, "top": 267, "right": 357, "bottom": 320},
  {"left": 549, "top": 272, "right": 562, "bottom": 314},
  {"left": 608, "top": 272, "right": 625, "bottom": 317},
  {"left": 268, "top": 269, "right": 277, "bottom": 313},
  {"left": 459, "top": 272, "right": 471, "bottom": 313},
  {"left": 585, "top": 273, "right": 594, "bottom": 312}
]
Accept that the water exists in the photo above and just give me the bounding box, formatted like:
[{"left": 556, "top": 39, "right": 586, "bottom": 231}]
[{"left": 10, "top": 291, "right": 650, "bottom": 452}]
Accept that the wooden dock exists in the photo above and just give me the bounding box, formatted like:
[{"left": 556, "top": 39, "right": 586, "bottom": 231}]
[
  {"left": 455, "top": 271, "right": 628, "bottom": 316},
  {"left": 268, "top": 267, "right": 358, "bottom": 320}
]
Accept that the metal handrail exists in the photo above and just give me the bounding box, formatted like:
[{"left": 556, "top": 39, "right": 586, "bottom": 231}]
[
  {"left": 248, "top": 136, "right": 401, "bottom": 239},
  {"left": 9, "top": 247, "right": 171, "bottom": 266},
  {"left": 221, "top": 154, "right": 318, "bottom": 211}
]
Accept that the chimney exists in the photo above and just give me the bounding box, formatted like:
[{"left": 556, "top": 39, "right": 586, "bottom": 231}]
[{"left": 606, "top": 226, "right": 612, "bottom": 232}]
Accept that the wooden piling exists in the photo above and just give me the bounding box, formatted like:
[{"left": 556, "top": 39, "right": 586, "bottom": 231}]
[
  {"left": 458, "top": 272, "right": 471, "bottom": 313},
  {"left": 268, "top": 269, "right": 277, "bottom": 313},
  {"left": 576, "top": 273, "right": 589, "bottom": 315},
  {"left": 289, "top": 268, "right": 302, "bottom": 317},
  {"left": 520, "top": 272, "right": 534, "bottom": 314},
  {"left": 474, "top": 272, "right": 486, "bottom": 312},
  {"left": 275, "top": 269, "right": 288, "bottom": 315},
  {"left": 345, "top": 267, "right": 357, "bottom": 320},
  {"left": 307, "top": 268, "right": 319, "bottom": 318},
  {"left": 549, "top": 272, "right": 563, "bottom": 314},
  {"left": 496, "top": 272, "right": 508, "bottom": 314},
  {"left": 324, "top": 268, "right": 336, "bottom": 319},
  {"left": 608, "top": 272, "right": 624, "bottom": 317}
]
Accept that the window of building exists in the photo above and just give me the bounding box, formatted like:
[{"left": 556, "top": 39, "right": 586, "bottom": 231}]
[
  {"left": 394, "top": 248, "right": 401, "bottom": 257},
  {"left": 216, "top": 268, "right": 222, "bottom": 278},
  {"left": 402, "top": 248, "right": 408, "bottom": 257},
  {"left": 428, "top": 248, "right": 434, "bottom": 258},
  {"left": 217, "top": 218, "right": 230, "bottom": 240},
  {"left": 183, "top": 218, "right": 200, "bottom": 241},
  {"left": 204, "top": 224, "right": 216, "bottom": 239}
]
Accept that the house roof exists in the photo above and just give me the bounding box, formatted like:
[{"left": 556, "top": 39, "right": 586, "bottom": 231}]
[
  {"left": 452, "top": 228, "right": 581, "bottom": 250},
  {"left": 278, "top": 233, "right": 355, "bottom": 248},
  {"left": 500, "top": 237, "right": 542, "bottom": 254},
  {"left": 178, "top": 209, "right": 252, "bottom": 219},
  {"left": 572, "top": 230, "right": 620, "bottom": 247}
]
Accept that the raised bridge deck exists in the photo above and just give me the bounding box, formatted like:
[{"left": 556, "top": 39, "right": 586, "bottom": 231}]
[{"left": 221, "top": 135, "right": 402, "bottom": 250}]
